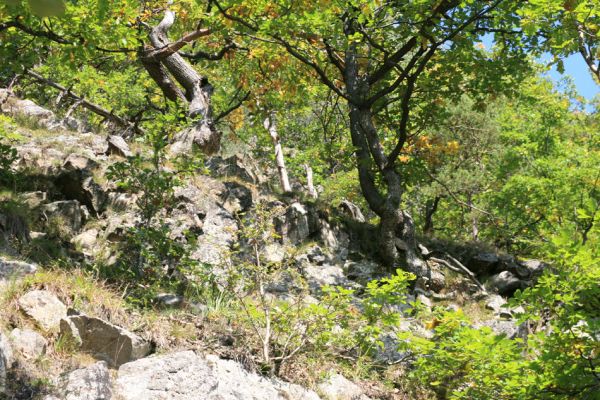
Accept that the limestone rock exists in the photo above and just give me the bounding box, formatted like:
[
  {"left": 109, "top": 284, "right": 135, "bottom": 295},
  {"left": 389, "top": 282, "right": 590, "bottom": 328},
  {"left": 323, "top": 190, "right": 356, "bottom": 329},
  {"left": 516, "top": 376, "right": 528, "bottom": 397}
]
[
  {"left": 155, "top": 293, "right": 184, "bottom": 308},
  {"left": 318, "top": 374, "right": 369, "bottom": 400},
  {"left": 467, "top": 252, "right": 499, "bottom": 275},
  {"left": 338, "top": 200, "right": 365, "bottom": 223},
  {"left": 9, "top": 328, "right": 47, "bottom": 359},
  {"left": 207, "top": 154, "right": 262, "bottom": 184},
  {"left": 18, "top": 290, "right": 67, "bottom": 331},
  {"left": 63, "top": 361, "right": 113, "bottom": 400},
  {"left": 485, "top": 294, "right": 507, "bottom": 314},
  {"left": 107, "top": 135, "right": 133, "bottom": 158},
  {"left": 276, "top": 202, "right": 311, "bottom": 245},
  {"left": 192, "top": 201, "right": 237, "bottom": 266},
  {"left": 1, "top": 95, "right": 55, "bottom": 129},
  {"left": 40, "top": 200, "right": 85, "bottom": 237},
  {"left": 0, "top": 258, "right": 37, "bottom": 281},
  {"left": 518, "top": 259, "right": 547, "bottom": 277},
  {"left": 115, "top": 351, "right": 320, "bottom": 400},
  {"left": 71, "top": 228, "right": 99, "bottom": 255},
  {"left": 0, "top": 332, "right": 13, "bottom": 394},
  {"left": 488, "top": 271, "right": 523, "bottom": 295},
  {"left": 60, "top": 314, "right": 150, "bottom": 367}
]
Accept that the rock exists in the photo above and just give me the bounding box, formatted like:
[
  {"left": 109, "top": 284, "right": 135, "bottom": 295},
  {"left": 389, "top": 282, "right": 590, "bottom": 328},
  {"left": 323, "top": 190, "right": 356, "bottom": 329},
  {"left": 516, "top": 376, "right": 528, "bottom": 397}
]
[
  {"left": 60, "top": 314, "right": 150, "bottom": 367},
  {"left": 318, "top": 373, "right": 369, "bottom": 400},
  {"left": 344, "top": 260, "right": 379, "bottom": 284},
  {"left": 155, "top": 293, "right": 184, "bottom": 308},
  {"left": 518, "top": 259, "right": 547, "bottom": 277},
  {"left": 488, "top": 271, "right": 523, "bottom": 295},
  {"left": 0, "top": 332, "right": 13, "bottom": 394},
  {"left": 170, "top": 123, "right": 221, "bottom": 156},
  {"left": 57, "top": 155, "right": 107, "bottom": 215},
  {"left": 425, "top": 269, "right": 446, "bottom": 292},
  {"left": 192, "top": 202, "right": 237, "bottom": 266},
  {"left": 40, "top": 200, "right": 85, "bottom": 237},
  {"left": 0, "top": 258, "right": 37, "bottom": 281},
  {"left": 485, "top": 294, "right": 507, "bottom": 314},
  {"left": 107, "top": 135, "right": 133, "bottom": 158},
  {"left": 71, "top": 228, "right": 99, "bottom": 255},
  {"left": 263, "top": 243, "right": 286, "bottom": 264},
  {"left": 221, "top": 181, "right": 254, "bottom": 214},
  {"left": 62, "top": 361, "right": 112, "bottom": 400},
  {"left": 338, "top": 200, "right": 365, "bottom": 223},
  {"left": 115, "top": 351, "right": 320, "bottom": 400},
  {"left": 18, "top": 290, "right": 67, "bottom": 331},
  {"left": 207, "top": 154, "right": 263, "bottom": 184},
  {"left": 1, "top": 95, "right": 55, "bottom": 128},
  {"left": 9, "top": 328, "right": 47, "bottom": 359},
  {"left": 416, "top": 294, "right": 432, "bottom": 309},
  {"left": 467, "top": 252, "right": 499, "bottom": 275},
  {"left": 477, "top": 319, "right": 520, "bottom": 339},
  {"left": 19, "top": 191, "right": 48, "bottom": 209},
  {"left": 304, "top": 263, "right": 355, "bottom": 294},
  {"left": 276, "top": 202, "right": 311, "bottom": 244}
]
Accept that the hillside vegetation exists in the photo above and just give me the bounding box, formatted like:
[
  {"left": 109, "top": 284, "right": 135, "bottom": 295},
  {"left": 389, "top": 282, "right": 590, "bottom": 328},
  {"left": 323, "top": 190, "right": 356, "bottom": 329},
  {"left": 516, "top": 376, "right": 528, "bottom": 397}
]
[{"left": 0, "top": 1, "right": 599, "bottom": 399}]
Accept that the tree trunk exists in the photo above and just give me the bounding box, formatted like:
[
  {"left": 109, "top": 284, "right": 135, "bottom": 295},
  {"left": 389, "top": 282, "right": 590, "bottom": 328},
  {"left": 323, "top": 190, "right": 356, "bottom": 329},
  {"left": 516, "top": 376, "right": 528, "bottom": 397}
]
[
  {"left": 264, "top": 115, "right": 292, "bottom": 193},
  {"left": 142, "top": 10, "right": 221, "bottom": 154},
  {"left": 304, "top": 164, "right": 317, "bottom": 199},
  {"left": 423, "top": 196, "right": 441, "bottom": 235}
]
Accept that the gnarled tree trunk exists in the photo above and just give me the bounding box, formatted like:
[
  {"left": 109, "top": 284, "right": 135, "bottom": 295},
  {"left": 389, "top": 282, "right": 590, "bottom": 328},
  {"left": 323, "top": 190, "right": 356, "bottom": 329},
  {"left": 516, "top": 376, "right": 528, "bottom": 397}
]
[{"left": 141, "top": 9, "right": 221, "bottom": 154}]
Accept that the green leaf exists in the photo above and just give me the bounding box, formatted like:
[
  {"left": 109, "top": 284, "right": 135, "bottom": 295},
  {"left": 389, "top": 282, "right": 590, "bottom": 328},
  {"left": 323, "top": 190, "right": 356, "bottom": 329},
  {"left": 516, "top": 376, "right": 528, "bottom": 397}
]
[{"left": 28, "top": 0, "right": 65, "bottom": 17}]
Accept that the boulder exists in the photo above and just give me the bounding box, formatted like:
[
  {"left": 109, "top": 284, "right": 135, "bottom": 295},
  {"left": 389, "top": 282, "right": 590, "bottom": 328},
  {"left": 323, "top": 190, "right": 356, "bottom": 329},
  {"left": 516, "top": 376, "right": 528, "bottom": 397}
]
[
  {"left": 1, "top": 95, "right": 55, "bottom": 129},
  {"left": 276, "top": 202, "right": 311, "bottom": 245},
  {"left": 71, "top": 228, "right": 99, "bottom": 255},
  {"left": 221, "top": 181, "right": 254, "bottom": 214},
  {"left": 19, "top": 191, "right": 48, "bottom": 209},
  {"left": 192, "top": 202, "right": 237, "bottom": 266},
  {"left": 518, "top": 259, "right": 547, "bottom": 277},
  {"left": 57, "top": 155, "right": 106, "bottom": 214},
  {"left": 207, "top": 155, "right": 262, "bottom": 184},
  {"left": 488, "top": 271, "right": 523, "bottom": 295},
  {"left": 155, "top": 293, "right": 184, "bottom": 308},
  {"left": 107, "top": 135, "right": 132, "bottom": 158},
  {"left": 18, "top": 290, "right": 67, "bottom": 331},
  {"left": 9, "top": 328, "right": 47, "bottom": 359},
  {"left": 338, "top": 200, "right": 365, "bottom": 223},
  {"left": 40, "top": 200, "right": 85, "bottom": 237},
  {"left": 115, "top": 351, "right": 320, "bottom": 400},
  {"left": 0, "top": 332, "right": 13, "bottom": 395},
  {"left": 485, "top": 294, "right": 507, "bottom": 314},
  {"left": 318, "top": 374, "right": 369, "bottom": 400},
  {"left": 60, "top": 314, "right": 150, "bottom": 367},
  {"left": 62, "top": 361, "right": 113, "bottom": 400},
  {"left": 0, "top": 258, "right": 37, "bottom": 281},
  {"left": 467, "top": 252, "right": 499, "bottom": 275}
]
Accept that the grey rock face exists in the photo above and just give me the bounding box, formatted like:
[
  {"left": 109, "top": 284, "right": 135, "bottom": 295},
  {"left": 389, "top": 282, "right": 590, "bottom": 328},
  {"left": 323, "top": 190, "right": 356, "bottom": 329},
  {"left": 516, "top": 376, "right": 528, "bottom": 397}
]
[
  {"left": 192, "top": 201, "right": 237, "bottom": 266},
  {"left": 467, "top": 252, "right": 499, "bottom": 275},
  {"left": 18, "top": 290, "right": 67, "bottom": 331},
  {"left": 60, "top": 314, "right": 150, "bottom": 367},
  {"left": 40, "top": 200, "right": 85, "bottom": 237},
  {"left": 1, "top": 93, "right": 55, "bottom": 129},
  {"left": 276, "top": 202, "right": 311, "bottom": 245},
  {"left": 115, "top": 351, "right": 320, "bottom": 400},
  {"left": 485, "top": 294, "right": 507, "bottom": 314},
  {"left": 488, "top": 271, "right": 523, "bottom": 295},
  {"left": 518, "top": 259, "right": 547, "bottom": 277},
  {"left": 107, "top": 135, "right": 133, "bottom": 158},
  {"left": 63, "top": 361, "right": 113, "bottom": 400},
  {"left": 155, "top": 293, "right": 184, "bottom": 308},
  {"left": 338, "top": 200, "right": 365, "bottom": 223},
  {"left": 0, "top": 332, "right": 13, "bottom": 395},
  {"left": 318, "top": 373, "right": 369, "bottom": 400},
  {"left": 207, "top": 155, "right": 262, "bottom": 184},
  {"left": 71, "top": 228, "right": 99, "bottom": 255},
  {"left": 0, "top": 259, "right": 37, "bottom": 281},
  {"left": 9, "top": 328, "right": 47, "bottom": 359}
]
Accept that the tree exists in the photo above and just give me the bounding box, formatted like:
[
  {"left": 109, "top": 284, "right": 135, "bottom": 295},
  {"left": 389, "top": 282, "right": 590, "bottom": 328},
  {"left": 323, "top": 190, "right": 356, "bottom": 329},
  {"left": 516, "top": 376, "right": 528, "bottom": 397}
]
[{"left": 211, "top": 0, "right": 531, "bottom": 274}]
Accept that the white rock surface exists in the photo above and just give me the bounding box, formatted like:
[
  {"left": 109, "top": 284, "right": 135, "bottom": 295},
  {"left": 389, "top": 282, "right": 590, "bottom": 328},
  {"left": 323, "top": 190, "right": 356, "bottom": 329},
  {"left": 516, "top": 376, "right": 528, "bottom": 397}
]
[
  {"left": 318, "top": 373, "right": 369, "bottom": 400},
  {"left": 63, "top": 361, "right": 112, "bottom": 400},
  {"left": 10, "top": 328, "right": 47, "bottom": 359},
  {"left": 18, "top": 290, "right": 67, "bottom": 331},
  {"left": 115, "top": 351, "right": 320, "bottom": 400}
]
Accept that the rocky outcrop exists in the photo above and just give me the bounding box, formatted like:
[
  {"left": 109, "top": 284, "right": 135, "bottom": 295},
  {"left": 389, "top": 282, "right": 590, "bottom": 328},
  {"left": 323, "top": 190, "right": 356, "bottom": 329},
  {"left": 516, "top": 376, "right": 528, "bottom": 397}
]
[
  {"left": 61, "top": 361, "right": 113, "bottom": 400},
  {"left": 107, "top": 135, "right": 133, "bottom": 158},
  {"left": 0, "top": 332, "right": 13, "bottom": 395},
  {"left": 115, "top": 351, "right": 320, "bottom": 400},
  {"left": 40, "top": 200, "right": 86, "bottom": 237},
  {"left": 0, "top": 259, "right": 37, "bottom": 281},
  {"left": 318, "top": 374, "right": 369, "bottom": 400},
  {"left": 9, "top": 328, "right": 47, "bottom": 359},
  {"left": 18, "top": 290, "right": 67, "bottom": 331},
  {"left": 60, "top": 313, "right": 151, "bottom": 367},
  {"left": 207, "top": 154, "right": 263, "bottom": 184}
]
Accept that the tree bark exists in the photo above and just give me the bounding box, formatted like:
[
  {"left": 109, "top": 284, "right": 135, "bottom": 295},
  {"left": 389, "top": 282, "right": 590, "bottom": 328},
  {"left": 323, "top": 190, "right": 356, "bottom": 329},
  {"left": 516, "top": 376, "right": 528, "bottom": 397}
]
[
  {"left": 304, "top": 164, "right": 318, "bottom": 199},
  {"left": 142, "top": 9, "right": 221, "bottom": 154},
  {"left": 424, "top": 196, "right": 441, "bottom": 235},
  {"left": 264, "top": 114, "right": 292, "bottom": 193}
]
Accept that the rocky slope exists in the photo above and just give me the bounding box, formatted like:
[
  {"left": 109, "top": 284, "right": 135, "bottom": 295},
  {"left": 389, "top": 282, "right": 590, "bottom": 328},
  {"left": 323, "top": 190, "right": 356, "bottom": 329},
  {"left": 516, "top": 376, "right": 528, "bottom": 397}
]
[{"left": 0, "top": 91, "right": 547, "bottom": 399}]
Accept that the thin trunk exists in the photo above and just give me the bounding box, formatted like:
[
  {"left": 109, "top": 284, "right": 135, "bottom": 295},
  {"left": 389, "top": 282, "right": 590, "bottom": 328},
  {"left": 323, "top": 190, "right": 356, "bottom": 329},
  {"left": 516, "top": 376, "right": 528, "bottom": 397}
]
[
  {"left": 304, "top": 164, "right": 317, "bottom": 199},
  {"left": 423, "top": 196, "right": 441, "bottom": 235},
  {"left": 264, "top": 115, "right": 292, "bottom": 193}
]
